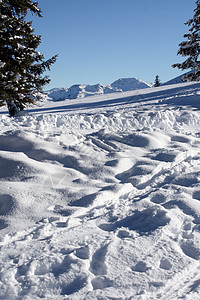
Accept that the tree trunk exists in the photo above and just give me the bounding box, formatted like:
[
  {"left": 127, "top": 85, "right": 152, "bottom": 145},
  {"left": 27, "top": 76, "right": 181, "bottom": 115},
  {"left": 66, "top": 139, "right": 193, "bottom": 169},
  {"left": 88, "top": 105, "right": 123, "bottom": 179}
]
[{"left": 6, "top": 97, "right": 19, "bottom": 117}]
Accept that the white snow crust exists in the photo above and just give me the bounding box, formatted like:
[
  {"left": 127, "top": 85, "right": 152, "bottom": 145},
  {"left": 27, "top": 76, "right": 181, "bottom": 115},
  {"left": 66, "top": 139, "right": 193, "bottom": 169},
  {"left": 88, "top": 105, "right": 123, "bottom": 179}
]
[{"left": 1, "top": 81, "right": 200, "bottom": 299}]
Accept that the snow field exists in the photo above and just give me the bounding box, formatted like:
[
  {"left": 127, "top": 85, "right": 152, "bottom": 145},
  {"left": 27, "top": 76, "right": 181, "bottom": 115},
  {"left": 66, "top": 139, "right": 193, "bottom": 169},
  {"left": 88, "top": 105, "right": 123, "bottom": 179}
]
[{"left": 0, "top": 82, "right": 200, "bottom": 299}]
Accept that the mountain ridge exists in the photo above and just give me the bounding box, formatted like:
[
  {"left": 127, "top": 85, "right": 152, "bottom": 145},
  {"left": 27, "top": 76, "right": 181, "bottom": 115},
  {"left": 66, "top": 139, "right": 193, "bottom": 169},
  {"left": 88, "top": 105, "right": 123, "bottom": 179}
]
[{"left": 47, "top": 77, "right": 152, "bottom": 101}]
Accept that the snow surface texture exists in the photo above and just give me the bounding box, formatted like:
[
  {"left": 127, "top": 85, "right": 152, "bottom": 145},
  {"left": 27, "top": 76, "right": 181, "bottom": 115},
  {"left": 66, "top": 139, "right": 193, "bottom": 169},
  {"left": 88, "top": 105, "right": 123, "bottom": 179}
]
[
  {"left": 1, "top": 82, "right": 200, "bottom": 299},
  {"left": 47, "top": 77, "right": 152, "bottom": 101}
]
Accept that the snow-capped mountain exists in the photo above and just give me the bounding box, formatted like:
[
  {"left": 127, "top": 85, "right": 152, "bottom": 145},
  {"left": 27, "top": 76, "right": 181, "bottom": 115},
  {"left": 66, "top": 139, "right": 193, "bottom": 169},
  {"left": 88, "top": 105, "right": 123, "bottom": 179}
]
[
  {"left": 46, "top": 87, "right": 68, "bottom": 101},
  {"left": 111, "top": 77, "right": 152, "bottom": 91},
  {"left": 47, "top": 78, "right": 152, "bottom": 101},
  {"left": 47, "top": 83, "right": 121, "bottom": 101}
]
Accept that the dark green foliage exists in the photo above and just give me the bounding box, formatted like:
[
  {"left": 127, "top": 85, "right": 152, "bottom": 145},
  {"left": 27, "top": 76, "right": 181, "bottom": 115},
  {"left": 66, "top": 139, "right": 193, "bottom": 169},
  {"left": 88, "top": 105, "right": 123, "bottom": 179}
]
[
  {"left": 0, "top": 0, "right": 57, "bottom": 116},
  {"left": 154, "top": 75, "right": 161, "bottom": 87},
  {"left": 172, "top": 1, "right": 200, "bottom": 81}
]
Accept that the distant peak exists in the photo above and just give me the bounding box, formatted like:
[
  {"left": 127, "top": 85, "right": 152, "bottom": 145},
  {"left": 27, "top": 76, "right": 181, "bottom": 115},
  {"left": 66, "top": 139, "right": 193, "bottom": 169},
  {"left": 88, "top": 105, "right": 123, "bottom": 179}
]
[{"left": 111, "top": 77, "right": 152, "bottom": 91}]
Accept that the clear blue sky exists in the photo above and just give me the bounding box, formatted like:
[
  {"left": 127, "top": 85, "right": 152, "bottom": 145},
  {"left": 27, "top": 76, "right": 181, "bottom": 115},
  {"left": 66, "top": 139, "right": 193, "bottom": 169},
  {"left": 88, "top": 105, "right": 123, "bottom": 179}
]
[{"left": 31, "top": 0, "right": 196, "bottom": 89}]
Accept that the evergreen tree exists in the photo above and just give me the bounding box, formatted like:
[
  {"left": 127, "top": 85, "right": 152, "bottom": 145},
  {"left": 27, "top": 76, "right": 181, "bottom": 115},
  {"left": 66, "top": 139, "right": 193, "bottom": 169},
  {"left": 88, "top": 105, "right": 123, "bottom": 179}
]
[
  {"left": 172, "top": 0, "right": 200, "bottom": 81},
  {"left": 0, "top": 0, "right": 57, "bottom": 116},
  {"left": 154, "top": 75, "right": 161, "bottom": 87}
]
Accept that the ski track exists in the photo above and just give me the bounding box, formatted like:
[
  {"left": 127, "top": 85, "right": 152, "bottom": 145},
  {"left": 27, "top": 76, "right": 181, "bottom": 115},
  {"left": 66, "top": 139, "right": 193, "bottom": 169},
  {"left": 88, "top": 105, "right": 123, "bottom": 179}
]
[{"left": 0, "top": 83, "right": 200, "bottom": 299}]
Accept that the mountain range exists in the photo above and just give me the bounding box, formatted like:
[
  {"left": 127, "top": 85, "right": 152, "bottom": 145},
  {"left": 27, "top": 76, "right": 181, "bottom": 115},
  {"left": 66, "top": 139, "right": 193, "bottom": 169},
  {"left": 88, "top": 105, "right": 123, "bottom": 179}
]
[{"left": 47, "top": 77, "right": 153, "bottom": 101}]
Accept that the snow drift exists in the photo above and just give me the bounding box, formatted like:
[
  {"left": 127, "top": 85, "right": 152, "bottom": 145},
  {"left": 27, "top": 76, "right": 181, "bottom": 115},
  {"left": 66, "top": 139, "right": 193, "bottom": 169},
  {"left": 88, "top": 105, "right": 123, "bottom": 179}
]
[{"left": 1, "top": 81, "right": 200, "bottom": 299}]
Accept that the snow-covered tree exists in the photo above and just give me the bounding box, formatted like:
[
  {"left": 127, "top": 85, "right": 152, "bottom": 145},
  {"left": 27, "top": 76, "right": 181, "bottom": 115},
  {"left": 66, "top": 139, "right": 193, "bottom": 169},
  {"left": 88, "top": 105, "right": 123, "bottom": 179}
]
[
  {"left": 154, "top": 75, "right": 161, "bottom": 87},
  {"left": 172, "top": 0, "right": 200, "bottom": 81},
  {"left": 0, "top": 0, "right": 57, "bottom": 116}
]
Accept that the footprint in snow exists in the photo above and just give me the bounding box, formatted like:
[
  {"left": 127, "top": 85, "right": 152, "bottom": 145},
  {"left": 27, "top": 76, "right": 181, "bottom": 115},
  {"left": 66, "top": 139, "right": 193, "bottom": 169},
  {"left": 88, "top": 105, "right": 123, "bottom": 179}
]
[
  {"left": 55, "top": 208, "right": 72, "bottom": 217},
  {"left": 180, "top": 240, "right": 200, "bottom": 260},
  {"left": 15, "top": 263, "right": 30, "bottom": 279},
  {"left": 75, "top": 245, "right": 90, "bottom": 260},
  {"left": 51, "top": 255, "right": 78, "bottom": 278},
  {"left": 182, "top": 222, "right": 194, "bottom": 239},
  {"left": 172, "top": 172, "right": 199, "bottom": 187},
  {"left": 61, "top": 276, "right": 87, "bottom": 295},
  {"left": 89, "top": 244, "right": 108, "bottom": 276},
  {"left": 117, "top": 229, "right": 132, "bottom": 239},
  {"left": 131, "top": 261, "right": 150, "bottom": 272},
  {"left": 105, "top": 159, "right": 119, "bottom": 167},
  {"left": 193, "top": 191, "right": 200, "bottom": 201},
  {"left": 48, "top": 204, "right": 75, "bottom": 217},
  {"left": 55, "top": 220, "right": 69, "bottom": 228},
  {"left": 171, "top": 135, "right": 191, "bottom": 144},
  {"left": 99, "top": 207, "right": 170, "bottom": 235},
  {"left": 150, "top": 193, "right": 166, "bottom": 204},
  {"left": 91, "top": 276, "right": 113, "bottom": 290},
  {"left": 159, "top": 258, "right": 172, "bottom": 270},
  {"left": 151, "top": 151, "right": 177, "bottom": 162}
]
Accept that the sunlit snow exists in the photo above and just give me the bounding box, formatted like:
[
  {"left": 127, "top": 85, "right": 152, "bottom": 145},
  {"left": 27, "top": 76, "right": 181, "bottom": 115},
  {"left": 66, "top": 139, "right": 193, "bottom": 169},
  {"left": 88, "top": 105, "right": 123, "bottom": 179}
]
[{"left": 0, "top": 81, "right": 200, "bottom": 299}]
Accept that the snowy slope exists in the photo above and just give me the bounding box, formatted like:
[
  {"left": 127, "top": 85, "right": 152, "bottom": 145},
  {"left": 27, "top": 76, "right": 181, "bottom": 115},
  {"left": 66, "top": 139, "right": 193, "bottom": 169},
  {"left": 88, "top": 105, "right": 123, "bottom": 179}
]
[
  {"left": 47, "top": 77, "right": 151, "bottom": 101},
  {"left": 163, "top": 71, "right": 195, "bottom": 86},
  {"left": 1, "top": 81, "right": 200, "bottom": 299},
  {"left": 163, "top": 73, "right": 184, "bottom": 85}
]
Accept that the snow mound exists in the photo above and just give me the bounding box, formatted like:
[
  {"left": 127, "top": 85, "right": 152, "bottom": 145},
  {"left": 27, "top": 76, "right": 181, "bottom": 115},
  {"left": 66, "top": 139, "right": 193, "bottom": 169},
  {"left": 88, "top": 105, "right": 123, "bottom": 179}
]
[{"left": 111, "top": 77, "right": 152, "bottom": 91}]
